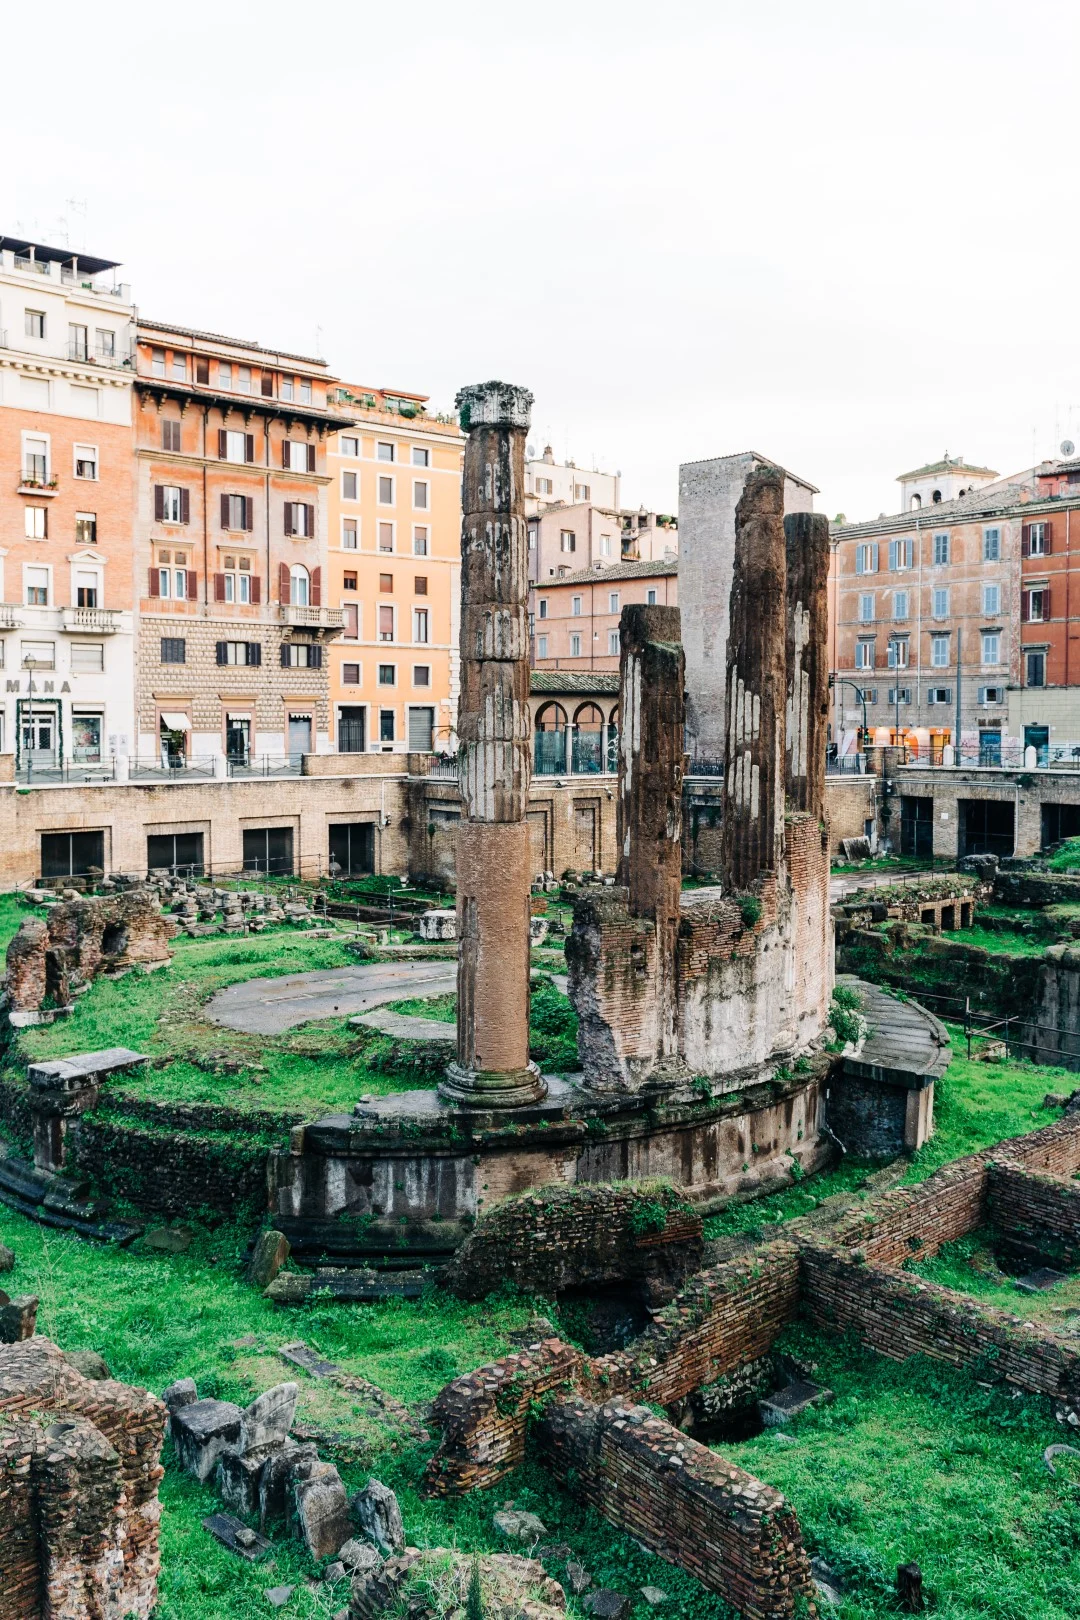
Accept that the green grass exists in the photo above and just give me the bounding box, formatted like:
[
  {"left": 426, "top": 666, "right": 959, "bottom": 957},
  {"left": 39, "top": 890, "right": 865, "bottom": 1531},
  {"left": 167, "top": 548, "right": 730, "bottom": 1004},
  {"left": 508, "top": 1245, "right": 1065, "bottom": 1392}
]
[
  {"left": 958, "top": 925, "right": 1049, "bottom": 959},
  {"left": 1044, "top": 838, "right": 1080, "bottom": 873},
  {"left": 907, "top": 1231, "right": 1080, "bottom": 1323}
]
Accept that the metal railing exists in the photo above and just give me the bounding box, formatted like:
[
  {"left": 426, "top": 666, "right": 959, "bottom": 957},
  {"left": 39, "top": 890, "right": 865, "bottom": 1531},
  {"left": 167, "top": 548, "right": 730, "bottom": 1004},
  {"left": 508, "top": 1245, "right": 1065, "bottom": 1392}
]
[
  {"left": 227, "top": 754, "right": 302, "bottom": 778},
  {"left": 879, "top": 986, "right": 1080, "bottom": 1071},
  {"left": 66, "top": 340, "right": 131, "bottom": 369},
  {"left": 14, "top": 255, "right": 49, "bottom": 276}
]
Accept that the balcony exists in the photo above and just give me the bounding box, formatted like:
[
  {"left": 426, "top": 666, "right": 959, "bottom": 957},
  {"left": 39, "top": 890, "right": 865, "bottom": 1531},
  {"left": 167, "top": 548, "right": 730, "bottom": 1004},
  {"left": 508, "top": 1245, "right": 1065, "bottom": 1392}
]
[
  {"left": 66, "top": 340, "right": 132, "bottom": 370},
  {"left": 0, "top": 604, "right": 22, "bottom": 630},
  {"left": 62, "top": 607, "right": 121, "bottom": 634},
  {"left": 17, "top": 470, "right": 58, "bottom": 496},
  {"left": 13, "top": 255, "right": 49, "bottom": 277},
  {"left": 278, "top": 604, "right": 344, "bottom": 632}
]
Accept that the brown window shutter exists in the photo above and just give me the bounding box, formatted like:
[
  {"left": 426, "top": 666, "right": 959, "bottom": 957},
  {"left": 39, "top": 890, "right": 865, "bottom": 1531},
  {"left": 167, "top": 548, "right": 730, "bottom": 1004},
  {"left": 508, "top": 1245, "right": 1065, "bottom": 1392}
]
[
  {"left": 1021, "top": 591, "right": 1030, "bottom": 622},
  {"left": 180, "top": 488, "right": 190, "bottom": 524},
  {"left": 149, "top": 566, "right": 160, "bottom": 597},
  {"left": 311, "top": 566, "right": 322, "bottom": 607},
  {"left": 218, "top": 428, "right": 228, "bottom": 459},
  {"left": 282, "top": 440, "right": 290, "bottom": 470},
  {"left": 220, "top": 493, "right": 230, "bottom": 529},
  {"left": 1045, "top": 520, "right": 1053, "bottom": 555},
  {"left": 284, "top": 503, "right": 294, "bottom": 537},
  {"left": 154, "top": 485, "right": 164, "bottom": 521},
  {"left": 261, "top": 373, "right": 273, "bottom": 397},
  {"left": 1044, "top": 585, "right": 1052, "bottom": 618},
  {"left": 1021, "top": 524, "right": 1030, "bottom": 557},
  {"left": 279, "top": 562, "right": 291, "bottom": 602},
  {"left": 245, "top": 433, "right": 255, "bottom": 463},
  {"left": 251, "top": 575, "right": 262, "bottom": 604},
  {"left": 305, "top": 503, "right": 314, "bottom": 536},
  {"left": 187, "top": 568, "right": 199, "bottom": 601},
  {"left": 307, "top": 443, "right": 316, "bottom": 473},
  {"left": 244, "top": 496, "right": 254, "bottom": 532},
  {"left": 196, "top": 358, "right": 209, "bottom": 384},
  {"left": 214, "top": 572, "right": 226, "bottom": 601}
]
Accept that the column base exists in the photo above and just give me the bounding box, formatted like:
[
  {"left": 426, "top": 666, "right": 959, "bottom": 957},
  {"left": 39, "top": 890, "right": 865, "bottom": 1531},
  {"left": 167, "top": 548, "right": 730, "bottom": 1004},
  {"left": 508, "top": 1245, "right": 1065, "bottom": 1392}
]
[{"left": 438, "top": 1059, "right": 548, "bottom": 1110}]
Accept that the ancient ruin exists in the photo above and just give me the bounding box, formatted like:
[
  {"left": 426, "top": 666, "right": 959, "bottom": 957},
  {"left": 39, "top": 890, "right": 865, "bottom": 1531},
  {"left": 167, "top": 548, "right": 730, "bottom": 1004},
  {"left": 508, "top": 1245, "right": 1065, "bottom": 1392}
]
[
  {"left": 3, "top": 889, "right": 174, "bottom": 1024},
  {"left": 0, "top": 1335, "right": 165, "bottom": 1620}
]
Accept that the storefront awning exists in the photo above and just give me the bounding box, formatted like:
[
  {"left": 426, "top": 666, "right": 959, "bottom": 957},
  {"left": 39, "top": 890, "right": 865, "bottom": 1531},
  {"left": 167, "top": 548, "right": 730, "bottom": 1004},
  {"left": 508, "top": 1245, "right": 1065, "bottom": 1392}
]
[{"left": 159, "top": 712, "right": 189, "bottom": 730}]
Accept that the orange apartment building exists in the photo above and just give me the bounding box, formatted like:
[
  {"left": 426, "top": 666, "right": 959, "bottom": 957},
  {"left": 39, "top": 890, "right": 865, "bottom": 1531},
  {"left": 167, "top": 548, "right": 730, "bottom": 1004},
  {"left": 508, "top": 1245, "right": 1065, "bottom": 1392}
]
[
  {"left": 0, "top": 236, "right": 136, "bottom": 774},
  {"left": 324, "top": 386, "right": 463, "bottom": 753},
  {"left": 133, "top": 322, "right": 355, "bottom": 778},
  {"left": 1012, "top": 459, "right": 1080, "bottom": 764},
  {"left": 532, "top": 557, "right": 678, "bottom": 671}
]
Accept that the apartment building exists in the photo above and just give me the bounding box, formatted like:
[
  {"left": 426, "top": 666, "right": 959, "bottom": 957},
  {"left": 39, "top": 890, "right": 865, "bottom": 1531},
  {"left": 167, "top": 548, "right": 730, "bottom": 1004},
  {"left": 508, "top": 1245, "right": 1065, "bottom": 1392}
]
[
  {"left": 133, "top": 322, "right": 354, "bottom": 764},
  {"left": 324, "top": 386, "right": 463, "bottom": 754},
  {"left": 831, "top": 481, "right": 1023, "bottom": 759},
  {"left": 528, "top": 502, "right": 677, "bottom": 584},
  {"left": 525, "top": 444, "right": 619, "bottom": 516},
  {"left": 1008, "top": 459, "right": 1080, "bottom": 761},
  {"left": 0, "top": 236, "right": 136, "bottom": 769},
  {"left": 532, "top": 558, "right": 678, "bottom": 670}
]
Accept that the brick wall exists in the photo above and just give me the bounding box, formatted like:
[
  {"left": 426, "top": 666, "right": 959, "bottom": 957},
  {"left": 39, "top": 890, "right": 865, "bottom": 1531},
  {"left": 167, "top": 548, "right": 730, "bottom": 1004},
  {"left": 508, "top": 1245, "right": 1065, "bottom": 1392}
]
[
  {"left": 538, "top": 1395, "right": 816, "bottom": 1620},
  {"left": 67, "top": 1115, "right": 272, "bottom": 1220},
  {"left": 987, "top": 1158, "right": 1080, "bottom": 1260}
]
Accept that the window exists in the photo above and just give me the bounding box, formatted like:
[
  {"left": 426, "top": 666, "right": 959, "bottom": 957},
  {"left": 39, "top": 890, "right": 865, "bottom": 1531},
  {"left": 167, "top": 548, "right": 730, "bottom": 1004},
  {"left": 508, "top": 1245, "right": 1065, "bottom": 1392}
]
[
  {"left": 343, "top": 573, "right": 357, "bottom": 591},
  {"left": 1027, "top": 522, "right": 1050, "bottom": 557},
  {"left": 1026, "top": 651, "right": 1047, "bottom": 688},
  {"left": 858, "top": 593, "right": 875, "bottom": 622},
  {"left": 855, "top": 542, "right": 878, "bottom": 574},
  {"left": 855, "top": 639, "right": 874, "bottom": 670},
  {"left": 413, "top": 525, "right": 429, "bottom": 556},
  {"left": 21, "top": 377, "right": 48, "bottom": 409},
  {"left": 536, "top": 477, "right": 553, "bottom": 496},
  {"left": 887, "top": 687, "right": 912, "bottom": 705},
  {"left": 171, "top": 353, "right": 186, "bottom": 380},
  {"left": 933, "top": 532, "right": 950, "bottom": 565},
  {"left": 887, "top": 638, "right": 909, "bottom": 669},
  {"left": 414, "top": 575, "right": 428, "bottom": 595},
  {"left": 888, "top": 538, "right": 913, "bottom": 571},
  {"left": 379, "top": 604, "right": 394, "bottom": 640},
  {"left": 377, "top": 442, "right": 395, "bottom": 462},
  {"left": 157, "top": 485, "right": 184, "bottom": 524},
  {"left": 378, "top": 475, "right": 394, "bottom": 504},
  {"left": 96, "top": 329, "right": 115, "bottom": 360},
  {"left": 413, "top": 480, "right": 429, "bottom": 510},
  {"left": 285, "top": 439, "right": 314, "bottom": 473},
  {"left": 21, "top": 641, "right": 54, "bottom": 670},
  {"left": 561, "top": 530, "right": 576, "bottom": 553},
  {"left": 236, "top": 365, "right": 251, "bottom": 394},
  {"left": 74, "top": 513, "right": 97, "bottom": 546},
  {"left": 162, "top": 420, "right": 182, "bottom": 452},
  {"left": 571, "top": 595, "right": 582, "bottom": 616},
  {"left": 983, "top": 583, "right": 1000, "bottom": 614},
  {"left": 219, "top": 362, "right": 233, "bottom": 389},
  {"left": 222, "top": 429, "right": 249, "bottom": 464},
  {"left": 340, "top": 436, "right": 359, "bottom": 457},
  {"left": 289, "top": 564, "right": 309, "bottom": 606},
  {"left": 1025, "top": 587, "right": 1048, "bottom": 623},
  {"left": 927, "top": 687, "right": 951, "bottom": 705},
  {"left": 538, "top": 599, "right": 548, "bottom": 619},
  {"left": 342, "top": 663, "right": 360, "bottom": 685},
  {"left": 981, "top": 631, "right": 1001, "bottom": 666},
  {"left": 298, "top": 379, "right": 311, "bottom": 404},
  {"left": 646, "top": 588, "right": 657, "bottom": 606},
  {"left": 75, "top": 570, "right": 98, "bottom": 608},
  {"left": 221, "top": 493, "right": 251, "bottom": 531},
  {"left": 528, "top": 524, "right": 538, "bottom": 552},
  {"left": 413, "top": 664, "right": 431, "bottom": 686},
  {"left": 570, "top": 633, "right": 582, "bottom": 657},
  {"left": 378, "top": 664, "right": 396, "bottom": 685},
  {"left": 25, "top": 310, "right": 45, "bottom": 339},
  {"left": 380, "top": 573, "right": 393, "bottom": 592},
  {"left": 413, "top": 608, "right": 429, "bottom": 643},
  {"left": 25, "top": 507, "right": 47, "bottom": 540},
  {"left": 600, "top": 534, "right": 612, "bottom": 557},
  {"left": 574, "top": 483, "right": 591, "bottom": 501},
  {"left": 161, "top": 637, "right": 186, "bottom": 664},
  {"left": 195, "top": 357, "right": 209, "bottom": 384},
  {"left": 222, "top": 555, "right": 253, "bottom": 603},
  {"left": 931, "top": 635, "right": 950, "bottom": 668},
  {"left": 537, "top": 634, "right": 549, "bottom": 658},
  {"left": 285, "top": 502, "right": 314, "bottom": 538},
  {"left": 25, "top": 567, "right": 49, "bottom": 606},
  {"left": 342, "top": 519, "right": 358, "bottom": 550},
  {"left": 69, "top": 323, "right": 89, "bottom": 361},
  {"left": 893, "top": 591, "right": 908, "bottom": 620},
  {"left": 71, "top": 644, "right": 104, "bottom": 673},
  {"left": 932, "top": 587, "right": 949, "bottom": 619},
  {"left": 608, "top": 591, "right": 619, "bottom": 614},
  {"left": 978, "top": 686, "right": 1004, "bottom": 706},
  {"left": 216, "top": 641, "right": 261, "bottom": 666},
  {"left": 281, "top": 642, "right": 321, "bottom": 668},
  {"left": 412, "top": 446, "right": 430, "bottom": 467},
  {"left": 342, "top": 603, "right": 359, "bottom": 638},
  {"left": 608, "top": 630, "right": 620, "bottom": 655},
  {"left": 379, "top": 522, "right": 394, "bottom": 552},
  {"left": 281, "top": 376, "right": 294, "bottom": 401},
  {"left": 150, "top": 346, "right": 165, "bottom": 376},
  {"left": 23, "top": 435, "right": 48, "bottom": 482},
  {"left": 74, "top": 444, "right": 98, "bottom": 480},
  {"left": 983, "top": 527, "right": 1001, "bottom": 561},
  {"left": 342, "top": 471, "right": 358, "bottom": 500},
  {"left": 379, "top": 710, "right": 395, "bottom": 743}
]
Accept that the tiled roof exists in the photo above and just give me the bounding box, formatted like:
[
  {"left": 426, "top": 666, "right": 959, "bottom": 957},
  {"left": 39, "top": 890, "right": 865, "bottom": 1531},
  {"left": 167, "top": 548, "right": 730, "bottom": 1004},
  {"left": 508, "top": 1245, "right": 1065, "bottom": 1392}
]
[
  {"left": 138, "top": 318, "right": 327, "bottom": 367},
  {"left": 534, "top": 558, "right": 678, "bottom": 588},
  {"left": 896, "top": 456, "right": 999, "bottom": 480},
  {"left": 832, "top": 483, "right": 1031, "bottom": 540},
  {"left": 530, "top": 670, "right": 620, "bottom": 694}
]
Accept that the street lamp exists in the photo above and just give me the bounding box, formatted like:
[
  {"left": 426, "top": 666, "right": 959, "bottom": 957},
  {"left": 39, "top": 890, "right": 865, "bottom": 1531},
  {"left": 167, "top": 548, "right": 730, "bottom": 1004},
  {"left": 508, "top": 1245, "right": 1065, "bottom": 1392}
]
[
  {"left": 22, "top": 655, "right": 40, "bottom": 784},
  {"left": 827, "top": 673, "right": 869, "bottom": 764}
]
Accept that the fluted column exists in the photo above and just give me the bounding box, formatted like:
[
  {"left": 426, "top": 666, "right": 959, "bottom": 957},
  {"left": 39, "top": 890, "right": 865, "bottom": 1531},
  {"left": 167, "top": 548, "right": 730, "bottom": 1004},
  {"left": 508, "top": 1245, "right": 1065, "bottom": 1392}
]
[
  {"left": 440, "top": 381, "right": 546, "bottom": 1108},
  {"left": 784, "top": 511, "right": 831, "bottom": 819}
]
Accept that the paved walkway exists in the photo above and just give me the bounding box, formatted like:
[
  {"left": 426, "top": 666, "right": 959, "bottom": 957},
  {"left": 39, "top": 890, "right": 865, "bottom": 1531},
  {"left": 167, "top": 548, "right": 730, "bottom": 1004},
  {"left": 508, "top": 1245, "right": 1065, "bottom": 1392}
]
[
  {"left": 206, "top": 960, "right": 458, "bottom": 1035},
  {"left": 353, "top": 1008, "right": 456, "bottom": 1042}
]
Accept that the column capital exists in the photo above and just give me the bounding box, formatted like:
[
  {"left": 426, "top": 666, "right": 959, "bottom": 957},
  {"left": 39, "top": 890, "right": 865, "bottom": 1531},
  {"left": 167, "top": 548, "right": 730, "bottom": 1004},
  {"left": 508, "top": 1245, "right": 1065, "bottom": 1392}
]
[{"left": 455, "top": 381, "right": 534, "bottom": 432}]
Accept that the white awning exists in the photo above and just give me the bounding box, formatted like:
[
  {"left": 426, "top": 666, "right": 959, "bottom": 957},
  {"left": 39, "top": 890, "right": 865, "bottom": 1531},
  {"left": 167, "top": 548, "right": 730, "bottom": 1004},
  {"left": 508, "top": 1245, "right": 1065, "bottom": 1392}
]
[{"left": 159, "top": 712, "right": 189, "bottom": 730}]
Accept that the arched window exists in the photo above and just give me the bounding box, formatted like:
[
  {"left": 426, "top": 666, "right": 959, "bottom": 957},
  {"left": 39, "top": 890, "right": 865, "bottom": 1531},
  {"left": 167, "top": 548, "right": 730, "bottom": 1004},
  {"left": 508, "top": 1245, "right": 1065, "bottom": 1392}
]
[
  {"left": 909, "top": 493, "right": 922, "bottom": 510},
  {"left": 572, "top": 702, "right": 605, "bottom": 774},
  {"left": 290, "top": 564, "right": 310, "bottom": 606},
  {"left": 607, "top": 705, "right": 619, "bottom": 774},
  {"left": 534, "top": 702, "right": 568, "bottom": 776},
  {"left": 958, "top": 488, "right": 967, "bottom": 499},
  {"left": 932, "top": 489, "right": 942, "bottom": 504}
]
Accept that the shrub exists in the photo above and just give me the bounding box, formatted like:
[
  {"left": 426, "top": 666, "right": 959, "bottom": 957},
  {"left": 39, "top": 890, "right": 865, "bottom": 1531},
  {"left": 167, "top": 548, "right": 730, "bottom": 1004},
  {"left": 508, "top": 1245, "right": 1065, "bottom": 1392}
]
[{"left": 738, "top": 894, "right": 762, "bottom": 930}]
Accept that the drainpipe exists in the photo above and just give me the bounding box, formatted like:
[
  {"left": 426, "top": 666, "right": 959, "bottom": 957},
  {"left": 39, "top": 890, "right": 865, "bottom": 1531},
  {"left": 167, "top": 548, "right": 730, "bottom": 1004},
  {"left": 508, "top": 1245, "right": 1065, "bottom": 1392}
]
[{"left": 955, "top": 625, "right": 962, "bottom": 760}]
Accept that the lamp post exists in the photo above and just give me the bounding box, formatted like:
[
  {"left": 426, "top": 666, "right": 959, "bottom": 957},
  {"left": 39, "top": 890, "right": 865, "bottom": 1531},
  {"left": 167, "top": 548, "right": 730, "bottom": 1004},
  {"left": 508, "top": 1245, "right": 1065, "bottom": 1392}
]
[
  {"left": 22, "top": 656, "right": 40, "bottom": 784},
  {"left": 827, "top": 673, "right": 868, "bottom": 762},
  {"left": 890, "top": 639, "right": 902, "bottom": 751}
]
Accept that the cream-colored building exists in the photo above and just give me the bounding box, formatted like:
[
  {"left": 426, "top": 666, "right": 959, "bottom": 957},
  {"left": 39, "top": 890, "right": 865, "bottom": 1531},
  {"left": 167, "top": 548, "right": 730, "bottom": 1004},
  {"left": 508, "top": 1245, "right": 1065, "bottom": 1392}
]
[{"left": 525, "top": 443, "right": 620, "bottom": 516}]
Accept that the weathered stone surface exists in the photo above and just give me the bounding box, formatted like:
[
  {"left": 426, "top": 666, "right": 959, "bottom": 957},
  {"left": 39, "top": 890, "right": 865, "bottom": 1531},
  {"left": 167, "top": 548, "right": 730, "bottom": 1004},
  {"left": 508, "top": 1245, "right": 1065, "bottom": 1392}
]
[
  {"left": 265, "top": 1585, "right": 295, "bottom": 1608},
  {"left": 240, "top": 1381, "right": 298, "bottom": 1452},
  {"left": 0, "top": 1243, "right": 13, "bottom": 1273},
  {"left": 347, "top": 1549, "right": 566, "bottom": 1620},
  {"left": 582, "top": 1594, "right": 631, "bottom": 1619},
  {"left": 247, "top": 1228, "right": 291, "bottom": 1290},
  {"left": 218, "top": 1444, "right": 275, "bottom": 1518},
  {"left": 172, "top": 1397, "right": 243, "bottom": 1481},
  {"left": 339, "top": 1536, "right": 383, "bottom": 1576},
  {"left": 259, "top": 1438, "right": 319, "bottom": 1529},
  {"left": 351, "top": 1476, "right": 405, "bottom": 1555},
  {"left": 162, "top": 1375, "right": 198, "bottom": 1423},
  {"left": 290, "top": 1455, "right": 352, "bottom": 1558},
  {"left": 784, "top": 510, "right": 830, "bottom": 820},
  {"left": 759, "top": 1378, "right": 833, "bottom": 1426},
  {"left": 419, "top": 909, "right": 457, "bottom": 941},
  {"left": 4, "top": 887, "right": 174, "bottom": 1016},
  {"left": 203, "top": 1511, "right": 273, "bottom": 1561},
  {"left": 63, "top": 1348, "right": 112, "bottom": 1381},
  {"left": 144, "top": 1226, "right": 192, "bottom": 1253},
  {"left": 0, "top": 1292, "right": 38, "bottom": 1342},
  {"left": 493, "top": 1507, "right": 548, "bottom": 1543}
]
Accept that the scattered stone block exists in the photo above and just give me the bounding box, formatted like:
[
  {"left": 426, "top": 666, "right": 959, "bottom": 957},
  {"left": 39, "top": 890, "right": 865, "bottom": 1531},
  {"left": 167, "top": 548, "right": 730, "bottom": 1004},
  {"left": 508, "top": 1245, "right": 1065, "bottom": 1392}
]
[
  {"left": 172, "top": 1397, "right": 243, "bottom": 1481},
  {"left": 583, "top": 1593, "right": 631, "bottom": 1619},
  {"left": 0, "top": 1243, "right": 14, "bottom": 1273},
  {"left": 419, "top": 909, "right": 457, "bottom": 941},
  {"left": 241, "top": 1381, "right": 299, "bottom": 1452},
  {"left": 352, "top": 1477, "right": 406, "bottom": 1555},
  {"left": 218, "top": 1446, "right": 275, "bottom": 1518},
  {"left": 566, "top": 1561, "right": 592, "bottom": 1594},
  {"left": 248, "top": 1229, "right": 291, "bottom": 1290},
  {"left": 1044, "top": 1093, "right": 1070, "bottom": 1109},
  {"left": 0, "top": 1292, "right": 38, "bottom": 1342},
  {"left": 339, "top": 1537, "right": 383, "bottom": 1577},
  {"left": 278, "top": 1340, "right": 340, "bottom": 1379},
  {"left": 264, "top": 1586, "right": 295, "bottom": 1608},
  {"left": 202, "top": 1512, "right": 273, "bottom": 1561},
  {"left": 640, "top": 1589, "right": 669, "bottom": 1608},
  {"left": 265, "top": 1273, "right": 310, "bottom": 1306},
  {"left": 63, "top": 1348, "right": 112, "bottom": 1380},
  {"left": 162, "top": 1376, "right": 198, "bottom": 1428},
  {"left": 290, "top": 1455, "right": 352, "bottom": 1558},
  {"left": 323, "top": 1560, "right": 346, "bottom": 1584},
  {"left": 1016, "top": 1268, "right": 1068, "bottom": 1294},
  {"left": 759, "top": 1379, "right": 833, "bottom": 1426},
  {"left": 144, "top": 1226, "right": 192, "bottom": 1254},
  {"left": 897, "top": 1561, "right": 925, "bottom": 1613},
  {"left": 259, "top": 1438, "right": 319, "bottom": 1528},
  {"left": 493, "top": 1507, "right": 548, "bottom": 1544}
]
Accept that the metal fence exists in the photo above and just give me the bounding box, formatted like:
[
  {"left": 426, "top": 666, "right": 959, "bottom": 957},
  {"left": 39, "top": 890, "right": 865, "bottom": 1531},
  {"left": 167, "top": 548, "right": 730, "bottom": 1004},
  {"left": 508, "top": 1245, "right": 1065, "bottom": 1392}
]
[{"left": 882, "top": 985, "right": 1080, "bottom": 1069}]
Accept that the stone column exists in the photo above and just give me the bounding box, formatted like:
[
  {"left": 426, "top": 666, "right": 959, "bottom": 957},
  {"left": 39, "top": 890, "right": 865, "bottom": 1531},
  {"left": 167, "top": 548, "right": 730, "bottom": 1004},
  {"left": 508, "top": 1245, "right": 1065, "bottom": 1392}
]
[
  {"left": 784, "top": 511, "right": 831, "bottom": 819},
  {"left": 441, "top": 382, "right": 545, "bottom": 1108},
  {"left": 721, "top": 465, "right": 787, "bottom": 890}
]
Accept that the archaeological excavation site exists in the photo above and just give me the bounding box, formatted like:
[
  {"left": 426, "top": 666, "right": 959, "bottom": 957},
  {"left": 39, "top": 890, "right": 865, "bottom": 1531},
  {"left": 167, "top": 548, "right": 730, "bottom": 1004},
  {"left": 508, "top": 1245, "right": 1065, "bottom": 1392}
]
[{"left": 5, "top": 382, "right": 1080, "bottom": 1620}]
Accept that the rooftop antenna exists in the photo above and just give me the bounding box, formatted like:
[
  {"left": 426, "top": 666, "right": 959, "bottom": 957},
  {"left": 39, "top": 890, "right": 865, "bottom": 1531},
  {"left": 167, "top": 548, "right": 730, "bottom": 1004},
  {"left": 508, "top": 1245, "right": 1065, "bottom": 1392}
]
[
  {"left": 64, "top": 197, "right": 87, "bottom": 250},
  {"left": 315, "top": 323, "right": 323, "bottom": 357}
]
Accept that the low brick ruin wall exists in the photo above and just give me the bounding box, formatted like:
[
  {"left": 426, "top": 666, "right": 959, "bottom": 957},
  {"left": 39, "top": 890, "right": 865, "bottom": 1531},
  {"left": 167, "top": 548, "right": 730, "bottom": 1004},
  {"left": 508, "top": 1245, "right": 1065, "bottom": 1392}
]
[
  {"left": 987, "top": 1158, "right": 1080, "bottom": 1260},
  {"left": 67, "top": 1116, "right": 272, "bottom": 1220},
  {"left": 538, "top": 1395, "right": 816, "bottom": 1620},
  {"left": 0, "top": 1336, "right": 165, "bottom": 1620}
]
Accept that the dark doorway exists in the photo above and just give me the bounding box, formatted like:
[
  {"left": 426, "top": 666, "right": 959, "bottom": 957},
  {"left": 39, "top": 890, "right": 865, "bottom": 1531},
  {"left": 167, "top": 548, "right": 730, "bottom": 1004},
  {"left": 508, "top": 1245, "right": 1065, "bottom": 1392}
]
[
  {"left": 959, "top": 798, "right": 1015, "bottom": 858},
  {"left": 900, "top": 796, "right": 934, "bottom": 859},
  {"left": 147, "top": 832, "right": 205, "bottom": 875},
  {"left": 1042, "top": 803, "right": 1080, "bottom": 849},
  {"left": 1025, "top": 725, "right": 1050, "bottom": 766},
  {"left": 40, "top": 830, "right": 104, "bottom": 881},
  {"left": 329, "top": 823, "right": 375, "bottom": 877},
  {"left": 338, "top": 706, "right": 366, "bottom": 753},
  {"left": 243, "top": 827, "right": 294, "bottom": 875}
]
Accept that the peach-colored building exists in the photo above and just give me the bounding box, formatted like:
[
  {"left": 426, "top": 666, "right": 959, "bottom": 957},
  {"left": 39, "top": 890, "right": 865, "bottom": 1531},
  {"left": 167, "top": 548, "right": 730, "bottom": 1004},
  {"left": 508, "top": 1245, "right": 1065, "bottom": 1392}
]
[{"left": 532, "top": 558, "right": 678, "bottom": 671}]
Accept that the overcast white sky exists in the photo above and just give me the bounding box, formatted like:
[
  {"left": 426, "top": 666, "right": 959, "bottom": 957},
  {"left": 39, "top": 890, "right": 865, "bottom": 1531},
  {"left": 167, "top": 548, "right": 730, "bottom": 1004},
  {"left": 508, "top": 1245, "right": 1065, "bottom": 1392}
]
[{"left": 4, "top": 1, "right": 1078, "bottom": 519}]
